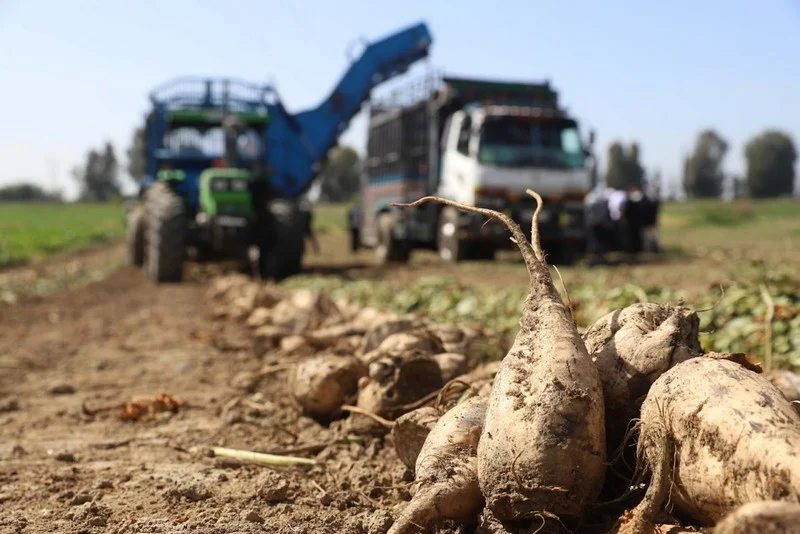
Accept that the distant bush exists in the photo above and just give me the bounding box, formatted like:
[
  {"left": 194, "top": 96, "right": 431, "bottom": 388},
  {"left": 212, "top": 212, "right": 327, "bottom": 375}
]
[{"left": 0, "top": 182, "right": 63, "bottom": 202}]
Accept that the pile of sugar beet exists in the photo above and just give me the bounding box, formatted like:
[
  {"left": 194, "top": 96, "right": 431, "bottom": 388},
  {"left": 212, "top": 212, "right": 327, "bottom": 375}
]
[{"left": 209, "top": 193, "right": 800, "bottom": 534}]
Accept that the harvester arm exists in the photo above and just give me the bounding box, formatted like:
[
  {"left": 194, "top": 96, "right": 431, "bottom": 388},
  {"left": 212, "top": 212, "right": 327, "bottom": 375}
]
[{"left": 264, "top": 21, "right": 432, "bottom": 198}]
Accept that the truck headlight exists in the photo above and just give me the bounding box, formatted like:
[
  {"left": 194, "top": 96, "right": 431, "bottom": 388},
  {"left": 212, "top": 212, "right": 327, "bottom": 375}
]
[
  {"left": 230, "top": 180, "right": 249, "bottom": 193},
  {"left": 210, "top": 179, "right": 228, "bottom": 192}
]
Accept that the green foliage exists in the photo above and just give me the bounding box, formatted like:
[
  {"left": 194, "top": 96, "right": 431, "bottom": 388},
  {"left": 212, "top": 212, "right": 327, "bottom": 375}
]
[
  {"left": 695, "top": 266, "right": 799, "bottom": 369},
  {"left": 0, "top": 203, "right": 125, "bottom": 268},
  {"left": 286, "top": 265, "right": 800, "bottom": 371},
  {"left": 683, "top": 129, "right": 728, "bottom": 199},
  {"left": 744, "top": 130, "right": 797, "bottom": 198},
  {"left": 0, "top": 182, "right": 62, "bottom": 202},
  {"left": 604, "top": 141, "right": 645, "bottom": 189},
  {"left": 73, "top": 142, "right": 122, "bottom": 202}
]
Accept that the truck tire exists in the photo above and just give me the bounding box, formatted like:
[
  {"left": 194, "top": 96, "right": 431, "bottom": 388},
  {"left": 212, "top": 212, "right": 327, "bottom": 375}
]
[
  {"left": 126, "top": 205, "right": 145, "bottom": 267},
  {"left": 545, "top": 243, "right": 577, "bottom": 266},
  {"left": 144, "top": 182, "right": 187, "bottom": 283},
  {"left": 375, "top": 212, "right": 410, "bottom": 264},
  {"left": 259, "top": 199, "right": 305, "bottom": 282},
  {"left": 468, "top": 243, "right": 496, "bottom": 261},
  {"left": 437, "top": 207, "right": 467, "bottom": 263}
]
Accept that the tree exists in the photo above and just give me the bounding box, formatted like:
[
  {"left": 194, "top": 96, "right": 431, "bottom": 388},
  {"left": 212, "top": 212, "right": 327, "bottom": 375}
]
[
  {"left": 744, "top": 130, "right": 797, "bottom": 198},
  {"left": 604, "top": 141, "right": 645, "bottom": 189},
  {"left": 317, "top": 145, "right": 361, "bottom": 202},
  {"left": 0, "top": 182, "right": 62, "bottom": 202},
  {"left": 682, "top": 129, "right": 728, "bottom": 199},
  {"left": 127, "top": 126, "right": 147, "bottom": 184},
  {"left": 74, "top": 142, "right": 122, "bottom": 202}
]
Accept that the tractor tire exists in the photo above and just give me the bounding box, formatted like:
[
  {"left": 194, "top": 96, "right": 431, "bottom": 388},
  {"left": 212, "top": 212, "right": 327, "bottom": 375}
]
[
  {"left": 126, "top": 205, "right": 145, "bottom": 267},
  {"left": 144, "top": 182, "right": 187, "bottom": 283},
  {"left": 375, "top": 211, "right": 410, "bottom": 265},
  {"left": 259, "top": 199, "right": 305, "bottom": 282}
]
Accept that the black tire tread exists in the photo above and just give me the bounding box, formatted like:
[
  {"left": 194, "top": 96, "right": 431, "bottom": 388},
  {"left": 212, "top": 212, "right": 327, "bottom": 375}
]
[
  {"left": 126, "top": 206, "right": 145, "bottom": 267},
  {"left": 259, "top": 200, "right": 305, "bottom": 282},
  {"left": 144, "top": 182, "right": 186, "bottom": 283},
  {"left": 376, "top": 212, "right": 410, "bottom": 264}
]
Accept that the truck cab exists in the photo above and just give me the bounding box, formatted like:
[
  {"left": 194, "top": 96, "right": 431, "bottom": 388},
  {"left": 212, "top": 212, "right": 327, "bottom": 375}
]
[{"left": 436, "top": 103, "right": 592, "bottom": 261}]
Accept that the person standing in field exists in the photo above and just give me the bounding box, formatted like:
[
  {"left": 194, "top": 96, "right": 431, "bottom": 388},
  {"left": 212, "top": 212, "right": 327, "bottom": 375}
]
[
  {"left": 640, "top": 186, "right": 661, "bottom": 253},
  {"left": 607, "top": 187, "right": 628, "bottom": 252},
  {"left": 584, "top": 185, "right": 613, "bottom": 265},
  {"left": 624, "top": 186, "right": 645, "bottom": 257},
  {"left": 300, "top": 200, "right": 320, "bottom": 255},
  {"left": 348, "top": 204, "right": 362, "bottom": 254}
]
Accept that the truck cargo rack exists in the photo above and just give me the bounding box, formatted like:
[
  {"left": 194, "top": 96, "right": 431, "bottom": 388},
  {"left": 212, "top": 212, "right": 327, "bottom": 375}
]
[{"left": 369, "top": 70, "right": 444, "bottom": 117}]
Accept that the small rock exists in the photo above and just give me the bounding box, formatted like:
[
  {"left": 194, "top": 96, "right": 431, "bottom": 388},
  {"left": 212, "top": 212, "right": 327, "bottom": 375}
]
[
  {"left": 172, "top": 483, "right": 211, "bottom": 502},
  {"left": 319, "top": 493, "right": 333, "bottom": 506},
  {"left": 247, "top": 307, "right": 272, "bottom": 328},
  {"left": 365, "top": 510, "right": 394, "bottom": 534},
  {"left": 88, "top": 516, "right": 106, "bottom": 527},
  {"left": 69, "top": 493, "right": 92, "bottom": 506},
  {"left": 255, "top": 471, "right": 289, "bottom": 503},
  {"left": 217, "top": 473, "right": 228, "bottom": 483},
  {"left": 11, "top": 444, "right": 25, "bottom": 457},
  {"left": 54, "top": 451, "right": 76, "bottom": 463},
  {"left": 231, "top": 371, "right": 260, "bottom": 392},
  {"left": 244, "top": 510, "right": 264, "bottom": 524},
  {"left": 48, "top": 383, "right": 76, "bottom": 395},
  {"left": 280, "top": 335, "right": 307, "bottom": 353},
  {"left": 214, "top": 457, "right": 244, "bottom": 469},
  {"left": 96, "top": 480, "right": 113, "bottom": 490},
  {"left": 0, "top": 397, "right": 19, "bottom": 412}
]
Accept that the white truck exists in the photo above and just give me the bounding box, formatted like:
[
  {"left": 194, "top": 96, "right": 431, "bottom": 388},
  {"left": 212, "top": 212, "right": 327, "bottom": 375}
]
[{"left": 359, "top": 75, "right": 596, "bottom": 264}]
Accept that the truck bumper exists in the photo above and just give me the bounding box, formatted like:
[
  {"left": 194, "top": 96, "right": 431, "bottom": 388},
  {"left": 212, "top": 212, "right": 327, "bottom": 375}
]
[{"left": 458, "top": 204, "right": 586, "bottom": 247}]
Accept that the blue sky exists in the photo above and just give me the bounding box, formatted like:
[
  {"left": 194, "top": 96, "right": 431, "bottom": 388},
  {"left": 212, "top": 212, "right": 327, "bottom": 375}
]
[{"left": 1, "top": 0, "right": 798, "bottom": 199}]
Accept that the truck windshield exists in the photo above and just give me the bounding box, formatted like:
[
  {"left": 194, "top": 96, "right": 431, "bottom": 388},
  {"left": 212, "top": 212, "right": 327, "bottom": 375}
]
[{"left": 477, "top": 116, "right": 585, "bottom": 169}]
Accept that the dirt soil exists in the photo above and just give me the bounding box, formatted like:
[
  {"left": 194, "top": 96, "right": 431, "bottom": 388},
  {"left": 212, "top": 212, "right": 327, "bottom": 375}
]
[
  {"left": 1, "top": 226, "right": 769, "bottom": 534},
  {"left": 0, "top": 265, "right": 423, "bottom": 534}
]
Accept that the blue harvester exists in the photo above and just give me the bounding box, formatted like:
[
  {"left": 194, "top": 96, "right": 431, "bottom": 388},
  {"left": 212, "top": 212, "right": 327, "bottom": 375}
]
[{"left": 128, "top": 22, "right": 432, "bottom": 282}]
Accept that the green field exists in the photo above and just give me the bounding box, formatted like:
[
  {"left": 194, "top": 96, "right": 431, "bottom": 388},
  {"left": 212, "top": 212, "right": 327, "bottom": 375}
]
[
  {"left": 0, "top": 202, "right": 125, "bottom": 269},
  {"left": 299, "top": 198, "right": 800, "bottom": 370}
]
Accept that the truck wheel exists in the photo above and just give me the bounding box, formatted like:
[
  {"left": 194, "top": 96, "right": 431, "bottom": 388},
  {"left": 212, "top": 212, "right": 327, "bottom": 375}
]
[
  {"left": 438, "top": 207, "right": 466, "bottom": 263},
  {"left": 144, "top": 182, "right": 186, "bottom": 283},
  {"left": 259, "top": 199, "right": 305, "bottom": 282},
  {"left": 375, "top": 212, "right": 410, "bottom": 264},
  {"left": 467, "top": 244, "right": 495, "bottom": 261},
  {"left": 545, "top": 243, "right": 577, "bottom": 266},
  {"left": 126, "top": 206, "right": 145, "bottom": 267}
]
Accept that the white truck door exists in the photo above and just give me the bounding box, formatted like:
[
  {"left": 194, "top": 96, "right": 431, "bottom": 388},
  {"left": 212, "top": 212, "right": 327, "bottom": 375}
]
[{"left": 438, "top": 111, "right": 476, "bottom": 205}]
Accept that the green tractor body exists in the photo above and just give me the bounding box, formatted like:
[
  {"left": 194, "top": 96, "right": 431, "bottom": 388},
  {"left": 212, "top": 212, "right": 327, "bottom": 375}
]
[{"left": 199, "top": 169, "right": 254, "bottom": 219}]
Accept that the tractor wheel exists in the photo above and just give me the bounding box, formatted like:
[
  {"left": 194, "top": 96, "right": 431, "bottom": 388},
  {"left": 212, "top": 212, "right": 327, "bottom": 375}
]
[
  {"left": 375, "top": 212, "right": 410, "bottom": 265},
  {"left": 126, "top": 205, "right": 145, "bottom": 267},
  {"left": 144, "top": 182, "right": 187, "bottom": 283},
  {"left": 437, "top": 206, "right": 467, "bottom": 263},
  {"left": 259, "top": 199, "right": 305, "bottom": 282}
]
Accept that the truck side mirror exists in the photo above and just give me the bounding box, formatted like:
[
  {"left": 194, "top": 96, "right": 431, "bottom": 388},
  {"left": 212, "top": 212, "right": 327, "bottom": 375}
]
[{"left": 588, "top": 129, "right": 596, "bottom": 148}]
